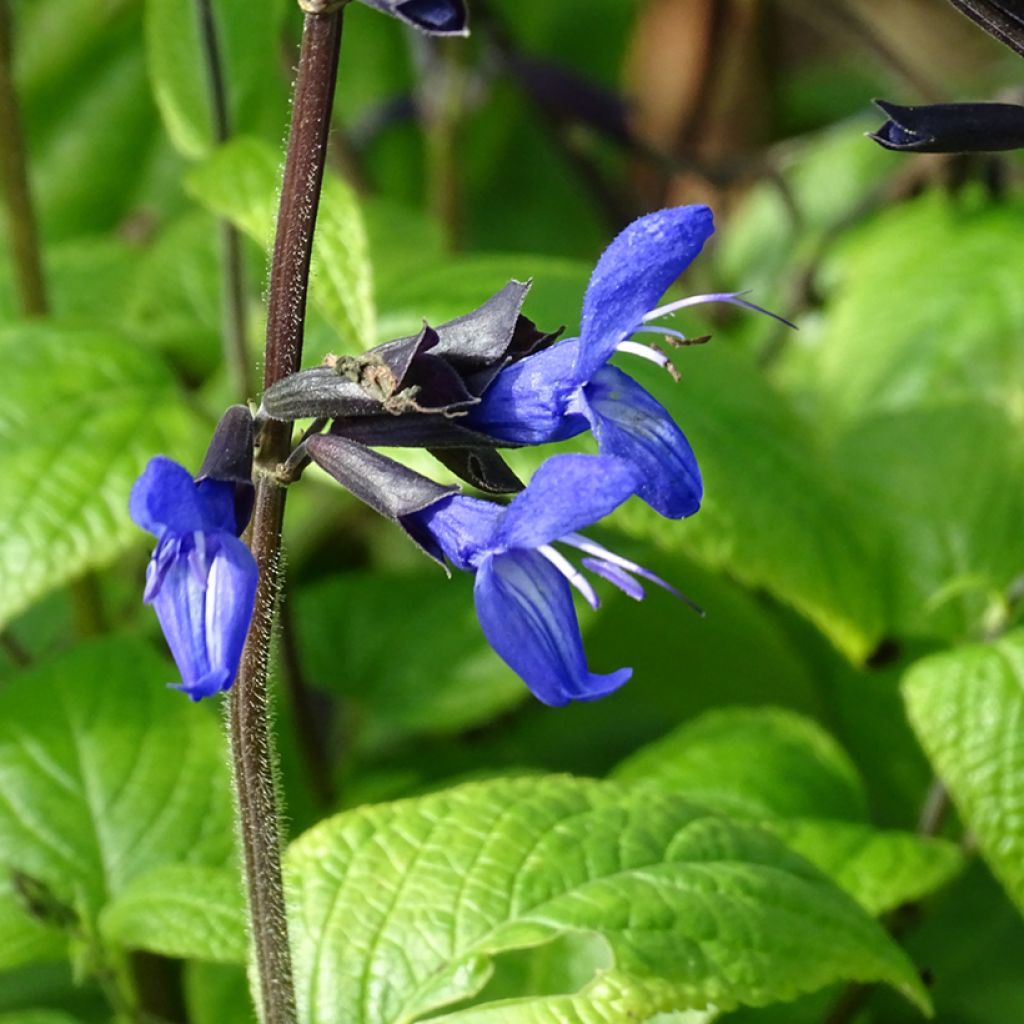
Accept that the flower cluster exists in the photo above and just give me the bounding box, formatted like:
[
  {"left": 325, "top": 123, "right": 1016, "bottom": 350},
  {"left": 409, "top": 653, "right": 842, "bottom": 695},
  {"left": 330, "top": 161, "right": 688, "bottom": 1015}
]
[{"left": 132, "top": 206, "right": 785, "bottom": 704}]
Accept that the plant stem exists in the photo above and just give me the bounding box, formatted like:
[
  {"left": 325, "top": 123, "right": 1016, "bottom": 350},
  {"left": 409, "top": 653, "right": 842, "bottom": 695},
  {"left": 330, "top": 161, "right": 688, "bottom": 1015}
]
[
  {"left": 0, "top": 0, "right": 46, "bottom": 316},
  {"left": 229, "top": 8, "right": 343, "bottom": 1023},
  {"left": 196, "top": 0, "right": 252, "bottom": 401}
]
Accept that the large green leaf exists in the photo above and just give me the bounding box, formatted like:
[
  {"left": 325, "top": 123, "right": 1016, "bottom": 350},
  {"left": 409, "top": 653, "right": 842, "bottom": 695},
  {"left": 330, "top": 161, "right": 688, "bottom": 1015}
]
[
  {"left": 614, "top": 349, "right": 885, "bottom": 661},
  {"left": 186, "top": 137, "right": 375, "bottom": 351},
  {"left": 293, "top": 572, "right": 526, "bottom": 746},
  {"left": 99, "top": 865, "right": 245, "bottom": 964},
  {"left": 903, "top": 630, "right": 1024, "bottom": 913},
  {"left": 612, "top": 707, "right": 867, "bottom": 821},
  {"left": 0, "top": 637, "right": 234, "bottom": 924},
  {"left": 612, "top": 708, "right": 963, "bottom": 916},
  {"left": 785, "top": 192, "right": 1024, "bottom": 432},
  {"left": 145, "top": 0, "right": 286, "bottom": 159},
  {"left": 286, "top": 777, "right": 928, "bottom": 1023},
  {"left": 0, "top": 323, "right": 198, "bottom": 628},
  {"left": 835, "top": 402, "right": 1024, "bottom": 641}
]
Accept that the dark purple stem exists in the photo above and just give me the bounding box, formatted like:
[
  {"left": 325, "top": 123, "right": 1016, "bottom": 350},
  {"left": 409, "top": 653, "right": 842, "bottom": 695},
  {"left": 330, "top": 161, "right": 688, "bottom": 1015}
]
[{"left": 229, "top": 9, "right": 343, "bottom": 1023}]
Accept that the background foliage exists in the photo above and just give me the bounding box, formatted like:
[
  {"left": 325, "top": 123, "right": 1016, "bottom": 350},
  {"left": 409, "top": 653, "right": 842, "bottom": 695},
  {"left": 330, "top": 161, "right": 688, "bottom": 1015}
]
[{"left": 1, "top": 1, "right": 1023, "bottom": 1021}]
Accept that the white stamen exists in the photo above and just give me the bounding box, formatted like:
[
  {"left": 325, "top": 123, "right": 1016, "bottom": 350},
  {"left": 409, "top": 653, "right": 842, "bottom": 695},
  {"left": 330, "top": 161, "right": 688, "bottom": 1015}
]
[
  {"left": 539, "top": 544, "right": 600, "bottom": 610},
  {"left": 615, "top": 340, "right": 672, "bottom": 369},
  {"left": 632, "top": 325, "right": 690, "bottom": 344}
]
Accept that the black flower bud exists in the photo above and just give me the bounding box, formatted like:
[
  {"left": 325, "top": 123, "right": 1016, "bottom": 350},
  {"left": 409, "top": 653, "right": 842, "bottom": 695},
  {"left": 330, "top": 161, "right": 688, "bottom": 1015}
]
[
  {"left": 196, "top": 405, "right": 255, "bottom": 532},
  {"left": 869, "top": 98, "right": 1024, "bottom": 153}
]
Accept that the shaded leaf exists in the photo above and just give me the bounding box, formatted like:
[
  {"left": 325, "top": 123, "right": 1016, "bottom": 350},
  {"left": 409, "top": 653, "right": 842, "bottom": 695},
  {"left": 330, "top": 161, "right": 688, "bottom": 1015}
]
[{"left": 0, "top": 637, "right": 235, "bottom": 924}]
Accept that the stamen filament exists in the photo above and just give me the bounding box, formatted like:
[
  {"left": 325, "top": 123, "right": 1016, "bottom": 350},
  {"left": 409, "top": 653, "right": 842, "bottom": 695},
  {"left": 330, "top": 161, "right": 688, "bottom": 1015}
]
[
  {"left": 539, "top": 544, "right": 600, "bottom": 610},
  {"left": 643, "top": 291, "right": 796, "bottom": 331}
]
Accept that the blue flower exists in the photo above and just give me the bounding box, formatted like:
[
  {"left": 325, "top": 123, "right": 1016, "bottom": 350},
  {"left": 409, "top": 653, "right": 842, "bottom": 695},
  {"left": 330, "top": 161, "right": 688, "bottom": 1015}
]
[
  {"left": 466, "top": 205, "right": 787, "bottom": 519},
  {"left": 403, "top": 452, "right": 688, "bottom": 706},
  {"left": 130, "top": 456, "right": 258, "bottom": 701}
]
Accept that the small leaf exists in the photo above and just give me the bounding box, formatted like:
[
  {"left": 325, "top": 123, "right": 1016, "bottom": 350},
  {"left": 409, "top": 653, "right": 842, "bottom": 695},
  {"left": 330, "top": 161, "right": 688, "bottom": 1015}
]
[
  {"left": 100, "top": 865, "right": 246, "bottom": 963},
  {"left": 286, "top": 777, "right": 929, "bottom": 1023},
  {"left": 903, "top": 629, "right": 1024, "bottom": 913},
  {"left": 0, "top": 324, "right": 200, "bottom": 628},
  {"left": 0, "top": 637, "right": 235, "bottom": 924},
  {"left": 186, "top": 137, "right": 375, "bottom": 351},
  {"left": 612, "top": 707, "right": 868, "bottom": 821}
]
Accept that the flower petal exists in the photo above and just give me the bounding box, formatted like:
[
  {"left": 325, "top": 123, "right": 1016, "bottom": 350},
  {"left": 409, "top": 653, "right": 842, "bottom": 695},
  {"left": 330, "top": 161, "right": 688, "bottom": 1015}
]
[
  {"left": 356, "top": 0, "right": 468, "bottom": 35},
  {"left": 130, "top": 456, "right": 236, "bottom": 537},
  {"left": 201, "top": 534, "right": 258, "bottom": 699},
  {"left": 495, "top": 453, "right": 637, "bottom": 552},
  {"left": 576, "top": 205, "right": 714, "bottom": 381},
  {"left": 467, "top": 339, "right": 587, "bottom": 445},
  {"left": 474, "top": 550, "right": 631, "bottom": 706},
  {"left": 403, "top": 494, "right": 503, "bottom": 571},
  {"left": 583, "top": 365, "right": 702, "bottom": 519}
]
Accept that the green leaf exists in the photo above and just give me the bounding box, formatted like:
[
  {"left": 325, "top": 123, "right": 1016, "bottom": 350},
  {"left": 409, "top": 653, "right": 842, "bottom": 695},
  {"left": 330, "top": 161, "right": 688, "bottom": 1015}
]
[
  {"left": 286, "top": 777, "right": 929, "bottom": 1023},
  {"left": 612, "top": 707, "right": 868, "bottom": 822},
  {"left": 185, "top": 962, "right": 257, "bottom": 1024},
  {"left": 835, "top": 403, "right": 1024, "bottom": 641},
  {"left": 0, "top": 877, "right": 65, "bottom": 973},
  {"left": 100, "top": 865, "right": 245, "bottom": 964},
  {"left": 0, "top": 323, "right": 199, "bottom": 628},
  {"left": 145, "top": 0, "right": 286, "bottom": 159},
  {"left": 186, "top": 137, "right": 375, "bottom": 351},
  {"left": 17, "top": 2, "right": 165, "bottom": 241},
  {"left": 765, "top": 820, "right": 964, "bottom": 917},
  {"left": 903, "top": 630, "right": 1024, "bottom": 913},
  {"left": 0, "top": 1014, "right": 83, "bottom": 1024},
  {"left": 0, "top": 637, "right": 235, "bottom": 924},
  {"left": 293, "top": 572, "right": 526, "bottom": 746},
  {"left": 615, "top": 349, "right": 885, "bottom": 661},
  {"left": 786, "top": 192, "right": 1024, "bottom": 432},
  {"left": 611, "top": 708, "right": 963, "bottom": 916}
]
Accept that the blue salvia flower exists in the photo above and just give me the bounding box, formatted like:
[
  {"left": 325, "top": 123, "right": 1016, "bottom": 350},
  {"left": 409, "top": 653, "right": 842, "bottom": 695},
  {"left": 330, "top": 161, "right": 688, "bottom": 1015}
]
[
  {"left": 466, "top": 205, "right": 789, "bottom": 519},
  {"left": 130, "top": 456, "right": 258, "bottom": 701},
  {"left": 402, "top": 452, "right": 688, "bottom": 705}
]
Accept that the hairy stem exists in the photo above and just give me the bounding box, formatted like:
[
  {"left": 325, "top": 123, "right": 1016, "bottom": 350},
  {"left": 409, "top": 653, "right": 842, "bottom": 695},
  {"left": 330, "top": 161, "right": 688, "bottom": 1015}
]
[
  {"left": 229, "top": 9, "right": 343, "bottom": 1023},
  {"left": 197, "top": 0, "right": 252, "bottom": 400}
]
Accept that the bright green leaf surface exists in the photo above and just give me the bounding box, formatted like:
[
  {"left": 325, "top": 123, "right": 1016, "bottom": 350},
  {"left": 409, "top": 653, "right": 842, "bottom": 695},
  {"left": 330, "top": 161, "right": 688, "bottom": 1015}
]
[
  {"left": 612, "top": 708, "right": 963, "bottom": 915},
  {"left": 765, "top": 820, "right": 963, "bottom": 917},
  {"left": 185, "top": 962, "right": 257, "bottom": 1024},
  {"left": 904, "top": 630, "right": 1024, "bottom": 913},
  {"left": 286, "top": 777, "right": 928, "bottom": 1023},
  {"left": 100, "top": 865, "right": 246, "bottom": 964},
  {"left": 0, "top": 1014, "right": 83, "bottom": 1024},
  {"left": 836, "top": 403, "right": 1024, "bottom": 641},
  {"left": 612, "top": 707, "right": 867, "bottom": 821},
  {"left": 0, "top": 323, "right": 199, "bottom": 628},
  {"left": 615, "top": 350, "right": 885, "bottom": 661},
  {"left": 186, "top": 137, "right": 375, "bottom": 350},
  {"left": 0, "top": 637, "right": 235, "bottom": 923},
  {"left": 790, "top": 193, "right": 1024, "bottom": 431}
]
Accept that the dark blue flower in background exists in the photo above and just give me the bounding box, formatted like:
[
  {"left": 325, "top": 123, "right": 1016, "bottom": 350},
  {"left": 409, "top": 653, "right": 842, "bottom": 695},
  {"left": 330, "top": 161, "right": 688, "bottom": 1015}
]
[
  {"left": 130, "top": 456, "right": 258, "bottom": 701},
  {"left": 466, "top": 205, "right": 789, "bottom": 519},
  {"left": 403, "top": 453, "right": 688, "bottom": 706}
]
